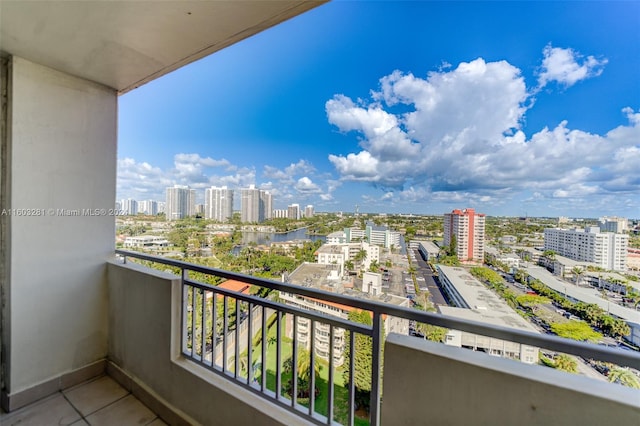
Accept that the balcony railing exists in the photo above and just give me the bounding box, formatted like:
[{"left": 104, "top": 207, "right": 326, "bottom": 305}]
[{"left": 116, "top": 249, "right": 640, "bottom": 426}]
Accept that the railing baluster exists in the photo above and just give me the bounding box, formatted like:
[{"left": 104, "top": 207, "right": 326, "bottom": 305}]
[
  {"left": 292, "top": 314, "right": 298, "bottom": 409},
  {"left": 328, "top": 324, "right": 334, "bottom": 424},
  {"left": 261, "top": 306, "right": 267, "bottom": 392},
  {"left": 309, "top": 319, "right": 315, "bottom": 417},
  {"left": 276, "top": 310, "right": 282, "bottom": 400},
  {"left": 223, "top": 296, "right": 228, "bottom": 373},
  {"left": 247, "top": 302, "right": 253, "bottom": 386},
  {"left": 235, "top": 298, "right": 240, "bottom": 379},
  {"left": 201, "top": 289, "right": 207, "bottom": 363},
  {"left": 212, "top": 289, "right": 218, "bottom": 369},
  {"left": 191, "top": 284, "right": 197, "bottom": 359},
  {"left": 181, "top": 270, "right": 188, "bottom": 356},
  {"left": 369, "top": 311, "right": 383, "bottom": 426},
  {"left": 348, "top": 330, "right": 355, "bottom": 426}
]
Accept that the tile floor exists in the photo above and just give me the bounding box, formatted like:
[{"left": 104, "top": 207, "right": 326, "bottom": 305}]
[{"left": 0, "top": 375, "right": 167, "bottom": 426}]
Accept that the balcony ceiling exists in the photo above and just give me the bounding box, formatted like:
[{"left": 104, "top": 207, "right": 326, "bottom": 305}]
[{"left": 0, "top": 0, "right": 325, "bottom": 94}]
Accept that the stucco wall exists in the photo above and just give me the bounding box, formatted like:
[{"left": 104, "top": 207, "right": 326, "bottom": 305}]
[
  {"left": 107, "top": 261, "right": 311, "bottom": 426},
  {"left": 382, "top": 333, "right": 640, "bottom": 425},
  {"left": 5, "top": 56, "right": 116, "bottom": 394}
]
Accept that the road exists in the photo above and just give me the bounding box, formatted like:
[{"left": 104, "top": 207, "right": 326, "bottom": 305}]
[{"left": 409, "top": 248, "right": 448, "bottom": 306}]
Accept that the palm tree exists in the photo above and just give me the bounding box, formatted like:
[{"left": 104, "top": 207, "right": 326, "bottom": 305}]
[
  {"left": 571, "top": 267, "right": 583, "bottom": 287},
  {"left": 354, "top": 249, "right": 368, "bottom": 271},
  {"left": 554, "top": 354, "right": 578, "bottom": 373},
  {"left": 283, "top": 347, "right": 323, "bottom": 398},
  {"left": 608, "top": 367, "right": 640, "bottom": 389}
]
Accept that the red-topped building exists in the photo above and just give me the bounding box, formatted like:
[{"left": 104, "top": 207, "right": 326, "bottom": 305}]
[{"left": 443, "top": 208, "right": 486, "bottom": 263}]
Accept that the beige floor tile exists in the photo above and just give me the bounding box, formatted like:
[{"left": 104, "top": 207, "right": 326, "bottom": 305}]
[
  {"left": 86, "top": 395, "right": 156, "bottom": 426},
  {"left": 70, "top": 419, "right": 90, "bottom": 426},
  {"left": 0, "top": 393, "right": 81, "bottom": 426},
  {"left": 64, "top": 375, "right": 129, "bottom": 416}
]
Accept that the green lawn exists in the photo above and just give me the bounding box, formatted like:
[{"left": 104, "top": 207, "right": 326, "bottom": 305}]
[{"left": 246, "top": 315, "right": 370, "bottom": 425}]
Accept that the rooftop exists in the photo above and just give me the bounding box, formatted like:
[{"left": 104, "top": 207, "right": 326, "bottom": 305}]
[{"left": 437, "top": 265, "right": 539, "bottom": 333}]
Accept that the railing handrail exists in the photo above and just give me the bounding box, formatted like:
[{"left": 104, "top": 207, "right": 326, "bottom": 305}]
[{"left": 114, "top": 249, "right": 640, "bottom": 370}]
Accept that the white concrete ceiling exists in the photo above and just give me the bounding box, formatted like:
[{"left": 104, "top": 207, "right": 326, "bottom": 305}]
[{"left": 0, "top": 0, "right": 325, "bottom": 94}]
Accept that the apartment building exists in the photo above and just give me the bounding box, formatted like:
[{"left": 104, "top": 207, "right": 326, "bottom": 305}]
[
  {"left": 315, "top": 241, "right": 380, "bottom": 275},
  {"left": 165, "top": 185, "right": 196, "bottom": 220},
  {"left": 240, "top": 185, "right": 272, "bottom": 223},
  {"left": 327, "top": 226, "right": 401, "bottom": 249},
  {"left": 280, "top": 263, "right": 409, "bottom": 367},
  {"left": 204, "top": 186, "right": 234, "bottom": 222},
  {"left": 544, "top": 227, "right": 629, "bottom": 271},
  {"left": 443, "top": 208, "right": 486, "bottom": 263}
]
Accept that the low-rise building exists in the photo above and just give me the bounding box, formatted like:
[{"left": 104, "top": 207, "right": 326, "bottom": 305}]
[
  {"left": 280, "top": 263, "right": 409, "bottom": 366},
  {"left": 436, "top": 265, "right": 540, "bottom": 364},
  {"left": 123, "top": 235, "right": 169, "bottom": 249}
]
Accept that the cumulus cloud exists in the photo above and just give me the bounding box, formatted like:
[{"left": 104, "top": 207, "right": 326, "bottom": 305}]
[
  {"left": 537, "top": 44, "right": 607, "bottom": 88},
  {"left": 295, "top": 177, "right": 323, "bottom": 194},
  {"left": 326, "top": 47, "right": 638, "bottom": 210}
]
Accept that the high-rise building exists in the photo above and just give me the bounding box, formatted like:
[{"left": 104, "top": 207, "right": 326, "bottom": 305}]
[
  {"left": 287, "top": 203, "right": 300, "bottom": 220},
  {"left": 304, "top": 205, "right": 314, "bottom": 218},
  {"left": 260, "top": 190, "right": 273, "bottom": 221},
  {"left": 272, "top": 209, "right": 288, "bottom": 219},
  {"left": 138, "top": 200, "right": 158, "bottom": 215},
  {"left": 121, "top": 198, "right": 138, "bottom": 215},
  {"left": 165, "top": 185, "right": 195, "bottom": 221},
  {"left": 240, "top": 185, "right": 272, "bottom": 223},
  {"left": 443, "top": 208, "right": 486, "bottom": 263},
  {"left": 205, "top": 186, "right": 234, "bottom": 222},
  {"left": 544, "top": 227, "right": 628, "bottom": 271},
  {"left": 241, "top": 185, "right": 261, "bottom": 223}
]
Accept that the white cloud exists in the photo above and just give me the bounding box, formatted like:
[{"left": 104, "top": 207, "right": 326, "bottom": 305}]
[
  {"left": 537, "top": 44, "right": 607, "bottom": 88},
  {"left": 294, "top": 177, "right": 322, "bottom": 194},
  {"left": 326, "top": 48, "right": 638, "bottom": 210}
]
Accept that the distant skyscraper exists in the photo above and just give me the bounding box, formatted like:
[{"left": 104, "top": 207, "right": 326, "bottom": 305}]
[
  {"left": 138, "top": 200, "right": 158, "bottom": 215},
  {"left": 205, "top": 186, "right": 234, "bottom": 222},
  {"left": 165, "top": 185, "right": 195, "bottom": 220},
  {"left": 305, "top": 205, "right": 314, "bottom": 218},
  {"left": 260, "top": 190, "right": 273, "bottom": 221},
  {"left": 288, "top": 203, "right": 300, "bottom": 220},
  {"left": 240, "top": 185, "right": 272, "bottom": 223},
  {"left": 443, "top": 208, "right": 486, "bottom": 263},
  {"left": 122, "top": 198, "right": 138, "bottom": 215}
]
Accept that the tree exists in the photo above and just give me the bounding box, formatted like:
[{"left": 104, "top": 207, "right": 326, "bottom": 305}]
[
  {"left": 343, "top": 310, "right": 384, "bottom": 413},
  {"left": 608, "top": 367, "right": 640, "bottom": 389},
  {"left": 549, "top": 321, "right": 602, "bottom": 342},
  {"left": 283, "top": 347, "right": 323, "bottom": 399},
  {"left": 448, "top": 234, "right": 457, "bottom": 257},
  {"left": 554, "top": 354, "right": 578, "bottom": 373},
  {"left": 571, "top": 267, "right": 583, "bottom": 286}
]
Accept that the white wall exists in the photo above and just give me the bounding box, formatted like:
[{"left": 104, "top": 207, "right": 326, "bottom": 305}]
[{"left": 4, "top": 56, "right": 116, "bottom": 395}]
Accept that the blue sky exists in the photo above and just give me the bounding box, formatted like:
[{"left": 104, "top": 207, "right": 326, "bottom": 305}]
[{"left": 118, "top": 1, "right": 640, "bottom": 218}]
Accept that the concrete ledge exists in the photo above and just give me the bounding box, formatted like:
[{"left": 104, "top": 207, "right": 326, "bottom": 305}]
[
  {"left": 382, "top": 333, "right": 640, "bottom": 425},
  {"left": 1, "top": 359, "right": 106, "bottom": 412}
]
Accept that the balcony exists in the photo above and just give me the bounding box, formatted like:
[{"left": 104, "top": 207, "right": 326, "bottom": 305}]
[{"left": 59, "top": 250, "right": 640, "bottom": 425}]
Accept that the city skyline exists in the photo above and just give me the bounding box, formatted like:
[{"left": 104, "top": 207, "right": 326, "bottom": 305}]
[{"left": 117, "top": 1, "right": 640, "bottom": 218}]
